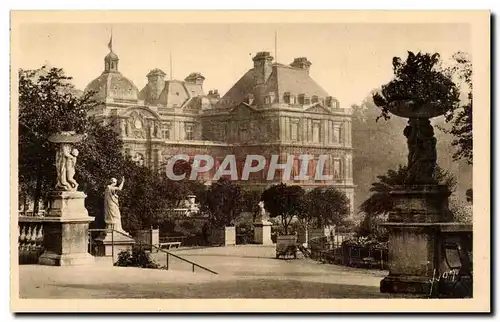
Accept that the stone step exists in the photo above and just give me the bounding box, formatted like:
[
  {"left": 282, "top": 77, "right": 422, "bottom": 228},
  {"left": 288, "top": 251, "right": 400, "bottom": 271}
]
[{"left": 93, "top": 256, "right": 114, "bottom": 266}]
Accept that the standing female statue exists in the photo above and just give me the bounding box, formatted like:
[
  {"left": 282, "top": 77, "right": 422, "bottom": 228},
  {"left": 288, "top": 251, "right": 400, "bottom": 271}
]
[
  {"left": 104, "top": 176, "right": 126, "bottom": 233},
  {"left": 55, "top": 143, "right": 73, "bottom": 191}
]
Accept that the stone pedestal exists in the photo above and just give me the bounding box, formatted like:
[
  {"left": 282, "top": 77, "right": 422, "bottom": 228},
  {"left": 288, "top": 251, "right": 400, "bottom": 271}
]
[
  {"left": 254, "top": 221, "right": 273, "bottom": 245},
  {"left": 210, "top": 226, "right": 236, "bottom": 246},
  {"left": 380, "top": 185, "right": 452, "bottom": 295},
  {"left": 94, "top": 230, "right": 135, "bottom": 262},
  {"left": 38, "top": 191, "right": 95, "bottom": 266}
]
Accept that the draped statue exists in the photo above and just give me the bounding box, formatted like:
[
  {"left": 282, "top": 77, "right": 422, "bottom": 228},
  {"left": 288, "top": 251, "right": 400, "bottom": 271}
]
[{"left": 104, "top": 177, "right": 127, "bottom": 233}]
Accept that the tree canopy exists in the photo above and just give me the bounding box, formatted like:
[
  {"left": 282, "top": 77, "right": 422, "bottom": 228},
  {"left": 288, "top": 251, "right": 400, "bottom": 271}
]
[
  {"left": 304, "top": 187, "right": 351, "bottom": 228},
  {"left": 18, "top": 66, "right": 201, "bottom": 233},
  {"left": 441, "top": 52, "right": 473, "bottom": 164},
  {"left": 200, "top": 178, "right": 243, "bottom": 228},
  {"left": 261, "top": 183, "right": 305, "bottom": 235},
  {"left": 18, "top": 66, "right": 122, "bottom": 216}
]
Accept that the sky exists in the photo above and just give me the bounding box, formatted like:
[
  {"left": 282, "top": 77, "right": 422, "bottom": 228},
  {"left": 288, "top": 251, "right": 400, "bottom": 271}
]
[{"left": 18, "top": 23, "right": 471, "bottom": 107}]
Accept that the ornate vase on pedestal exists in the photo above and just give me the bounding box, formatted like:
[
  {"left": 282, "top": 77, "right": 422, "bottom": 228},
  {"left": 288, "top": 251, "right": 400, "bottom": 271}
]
[
  {"left": 38, "top": 131, "right": 95, "bottom": 266},
  {"left": 379, "top": 101, "right": 454, "bottom": 294}
]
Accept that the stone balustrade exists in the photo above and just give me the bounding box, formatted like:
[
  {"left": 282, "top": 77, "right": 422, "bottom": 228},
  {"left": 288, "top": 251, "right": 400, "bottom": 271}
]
[{"left": 18, "top": 217, "right": 45, "bottom": 264}]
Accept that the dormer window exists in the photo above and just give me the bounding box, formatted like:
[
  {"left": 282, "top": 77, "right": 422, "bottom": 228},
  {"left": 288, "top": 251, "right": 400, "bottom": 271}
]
[
  {"left": 244, "top": 93, "right": 255, "bottom": 105},
  {"left": 326, "top": 96, "right": 340, "bottom": 109},
  {"left": 298, "top": 94, "right": 310, "bottom": 105},
  {"left": 265, "top": 92, "right": 275, "bottom": 105},
  {"left": 311, "top": 95, "right": 319, "bottom": 103}
]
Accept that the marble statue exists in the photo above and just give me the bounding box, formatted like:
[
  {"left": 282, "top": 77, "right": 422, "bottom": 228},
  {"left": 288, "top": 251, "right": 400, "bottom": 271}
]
[
  {"left": 149, "top": 122, "right": 155, "bottom": 137},
  {"left": 120, "top": 119, "right": 126, "bottom": 136},
  {"left": 49, "top": 131, "right": 84, "bottom": 192},
  {"left": 55, "top": 144, "right": 79, "bottom": 191},
  {"left": 66, "top": 148, "right": 79, "bottom": 190},
  {"left": 104, "top": 177, "right": 127, "bottom": 233},
  {"left": 255, "top": 201, "right": 270, "bottom": 222},
  {"left": 55, "top": 143, "right": 72, "bottom": 191}
]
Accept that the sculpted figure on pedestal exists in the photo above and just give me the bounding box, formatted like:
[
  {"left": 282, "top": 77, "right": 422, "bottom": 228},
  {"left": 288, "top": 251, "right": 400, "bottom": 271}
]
[{"left": 104, "top": 177, "right": 127, "bottom": 234}]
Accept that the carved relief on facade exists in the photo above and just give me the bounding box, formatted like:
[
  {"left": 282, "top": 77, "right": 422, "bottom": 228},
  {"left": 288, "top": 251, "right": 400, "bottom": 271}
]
[
  {"left": 132, "top": 152, "right": 145, "bottom": 167},
  {"left": 127, "top": 111, "right": 146, "bottom": 139},
  {"left": 125, "top": 110, "right": 162, "bottom": 139},
  {"left": 146, "top": 119, "right": 160, "bottom": 138}
]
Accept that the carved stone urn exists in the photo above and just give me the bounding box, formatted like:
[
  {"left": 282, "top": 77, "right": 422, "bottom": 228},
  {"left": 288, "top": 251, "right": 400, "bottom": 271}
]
[{"left": 379, "top": 100, "right": 454, "bottom": 294}]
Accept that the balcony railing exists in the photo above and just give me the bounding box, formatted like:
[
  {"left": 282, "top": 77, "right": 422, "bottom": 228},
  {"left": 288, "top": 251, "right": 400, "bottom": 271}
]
[{"left": 18, "top": 217, "right": 45, "bottom": 264}]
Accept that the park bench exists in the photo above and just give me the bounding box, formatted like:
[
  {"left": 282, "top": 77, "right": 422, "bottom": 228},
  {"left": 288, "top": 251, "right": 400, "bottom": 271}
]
[{"left": 158, "top": 241, "right": 182, "bottom": 250}]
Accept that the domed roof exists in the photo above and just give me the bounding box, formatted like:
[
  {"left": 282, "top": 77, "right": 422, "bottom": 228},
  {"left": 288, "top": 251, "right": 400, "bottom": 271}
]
[
  {"left": 105, "top": 51, "right": 119, "bottom": 60},
  {"left": 84, "top": 47, "right": 139, "bottom": 102},
  {"left": 85, "top": 71, "right": 139, "bottom": 102}
]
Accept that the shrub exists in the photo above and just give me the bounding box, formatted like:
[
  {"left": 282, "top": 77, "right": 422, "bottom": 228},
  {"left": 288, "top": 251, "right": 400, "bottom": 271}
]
[
  {"left": 114, "top": 246, "right": 160, "bottom": 269},
  {"left": 449, "top": 196, "right": 472, "bottom": 224}
]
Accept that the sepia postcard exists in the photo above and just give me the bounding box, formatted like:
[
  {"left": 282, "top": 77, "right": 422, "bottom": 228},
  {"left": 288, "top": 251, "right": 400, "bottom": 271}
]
[{"left": 10, "top": 10, "right": 490, "bottom": 313}]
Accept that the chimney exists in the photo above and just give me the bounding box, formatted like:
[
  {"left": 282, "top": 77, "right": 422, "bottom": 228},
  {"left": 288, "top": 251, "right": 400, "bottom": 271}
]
[
  {"left": 208, "top": 89, "right": 220, "bottom": 99},
  {"left": 185, "top": 72, "right": 205, "bottom": 85},
  {"left": 290, "top": 57, "right": 312, "bottom": 73},
  {"left": 146, "top": 68, "right": 166, "bottom": 102},
  {"left": 252, "top": 51, "right": 273, "bottom": 85}
]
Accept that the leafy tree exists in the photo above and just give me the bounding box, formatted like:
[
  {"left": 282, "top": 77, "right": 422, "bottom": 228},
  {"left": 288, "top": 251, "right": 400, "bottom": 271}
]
[
  {"left": 356, "top": 215, "right": 388, "bottom": 242},
  {"left": 18, "top": 66, "right": 197, "bottom": 233},
  {"left": 261, "top": 183, "right": 305, "bottom": 235},
  {"left": 201, "top": 178, "right": 243, "bottom": 228},
  {"left": 241, "top": 188, "right": 264, "bottom": 219},
  {"left": 372, "top": 51, "right": 460, "bottom": 121},
  {"left": 441, "top": 52, "right": 473, "bottom": 164},
  {"left": 351, "top": 94, "right": 407, "bottom": 214},
  {"left": 360, "top": 165, "right": 457, "bottom": 218},
  {"left": 306, "top": 187, "right": 351, "bottom": 228},
  {"left": 18, "top": 66, "right": 122, "bottom": 216}
]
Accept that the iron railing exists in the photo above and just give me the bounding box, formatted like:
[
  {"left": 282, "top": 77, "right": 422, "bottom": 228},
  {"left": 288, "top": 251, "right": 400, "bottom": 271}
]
[{"left": 89, "top": 227, "right": 217, "bottom": 275}]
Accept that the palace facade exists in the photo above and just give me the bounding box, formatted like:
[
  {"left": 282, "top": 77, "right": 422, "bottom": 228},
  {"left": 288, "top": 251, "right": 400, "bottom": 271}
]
[{"left": 84, "top": 46, "right": 355, "bottom": 214}]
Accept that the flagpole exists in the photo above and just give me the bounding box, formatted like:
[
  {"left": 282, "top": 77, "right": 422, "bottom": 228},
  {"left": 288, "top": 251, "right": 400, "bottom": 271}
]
[
  {"left": 108, "top": 26, "right": 113, "bottom": 52},
  {"left": 170, "top": 52, "right": 173, "bottom": 80},
  {"left": 275, "top": 31, "right": 278, "bottom": 63}
]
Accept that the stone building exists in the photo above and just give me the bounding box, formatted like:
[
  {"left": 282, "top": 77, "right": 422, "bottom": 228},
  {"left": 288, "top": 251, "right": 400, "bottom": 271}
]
[{"left": 84, "top": 45, "right": 354, "bottom": 214}]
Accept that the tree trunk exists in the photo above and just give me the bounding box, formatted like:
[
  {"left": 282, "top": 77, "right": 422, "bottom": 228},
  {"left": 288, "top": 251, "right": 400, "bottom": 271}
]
[
  {"left": 32, "top": 163, "right": 44, "bottom": 216},
  {"left": 304, "top": 223, "right": 309, "bottom": 247},
  {"left": 281, "top": 214, "right": 289, "bottom": 235}
]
